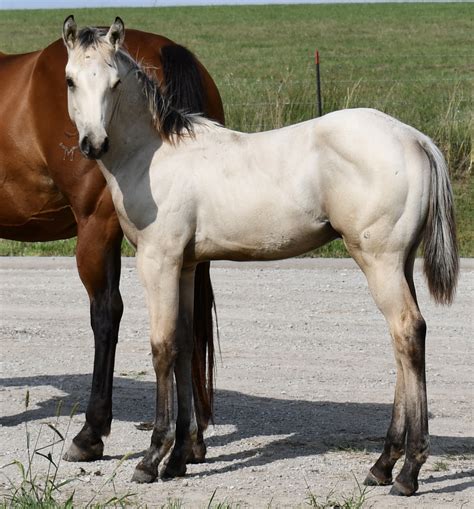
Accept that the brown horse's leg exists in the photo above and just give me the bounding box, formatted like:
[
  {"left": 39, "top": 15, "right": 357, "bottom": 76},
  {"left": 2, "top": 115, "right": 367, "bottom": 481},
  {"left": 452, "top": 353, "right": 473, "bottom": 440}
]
[
  {"left": 64, "top": 216, "right": 123, "bottom": 462},
  {"left": 354, "top": 251, "right": 428, "bottom": 496}
]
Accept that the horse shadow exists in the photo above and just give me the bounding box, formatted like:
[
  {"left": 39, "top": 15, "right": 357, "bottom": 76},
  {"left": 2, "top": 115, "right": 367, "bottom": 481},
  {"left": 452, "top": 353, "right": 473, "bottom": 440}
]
[{"left": 1, "top": 373, "right": 472, "bottom": 491}]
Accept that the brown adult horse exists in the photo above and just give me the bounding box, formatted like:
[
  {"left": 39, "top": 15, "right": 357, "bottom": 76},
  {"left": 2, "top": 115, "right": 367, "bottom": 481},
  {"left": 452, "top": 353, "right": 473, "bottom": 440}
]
[{"left": 0, "top": 28, "right": 224, "bottom": 462}]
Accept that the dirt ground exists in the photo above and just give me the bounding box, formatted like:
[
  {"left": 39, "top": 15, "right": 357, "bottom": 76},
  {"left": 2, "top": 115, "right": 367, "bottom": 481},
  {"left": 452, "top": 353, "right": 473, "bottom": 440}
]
[{"left": 0, "top": 257, "right": 472, "bottom": 508}]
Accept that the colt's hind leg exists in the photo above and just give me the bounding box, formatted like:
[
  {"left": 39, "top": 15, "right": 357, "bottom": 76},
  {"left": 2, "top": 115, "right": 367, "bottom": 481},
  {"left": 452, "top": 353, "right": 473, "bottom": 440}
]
[
  {"left": 64, "top": 216, "right": 123, "bottom": 462},
  {"left": 356, "top": 253, "right": 428, "bottom": 496},
  {"left": 364, "top": 359, "right": 406, "bottom": 486},
  {"left": 389, "top": 314, "right": 428, "bottom": 496}
]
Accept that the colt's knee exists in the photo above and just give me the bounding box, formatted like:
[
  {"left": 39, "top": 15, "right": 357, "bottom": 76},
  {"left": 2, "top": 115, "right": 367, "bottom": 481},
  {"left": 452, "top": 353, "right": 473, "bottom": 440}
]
[{"left": 151, "top": 337, "right": 177, "bottom": 369}]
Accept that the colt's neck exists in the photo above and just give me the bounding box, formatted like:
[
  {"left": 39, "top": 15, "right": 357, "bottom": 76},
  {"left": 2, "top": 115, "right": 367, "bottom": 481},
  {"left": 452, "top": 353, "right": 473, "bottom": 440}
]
[{"left": 100, "top": 74, "right": 162, "bottom": 174}]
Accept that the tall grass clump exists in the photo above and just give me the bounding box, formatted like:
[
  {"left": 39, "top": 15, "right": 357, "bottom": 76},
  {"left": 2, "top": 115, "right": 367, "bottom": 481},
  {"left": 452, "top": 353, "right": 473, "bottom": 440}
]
[
  {"left": 305, "top": 475, "right": 372, "bottom": 508},
  {"left": 1, "top": 393, "right": 76, "bottom": 508},
  {"left": 0, "top": 392, "right": 134, "bottom": 508}
]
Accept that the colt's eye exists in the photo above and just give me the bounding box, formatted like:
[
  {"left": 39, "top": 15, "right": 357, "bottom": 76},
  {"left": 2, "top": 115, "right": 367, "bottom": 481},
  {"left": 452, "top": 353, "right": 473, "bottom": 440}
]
[
  {"left": 112, "top": 79, "right": 121, "bottom": 90},
  {"left": 66, "top": 77, "right": 75, "bottom": 89}
]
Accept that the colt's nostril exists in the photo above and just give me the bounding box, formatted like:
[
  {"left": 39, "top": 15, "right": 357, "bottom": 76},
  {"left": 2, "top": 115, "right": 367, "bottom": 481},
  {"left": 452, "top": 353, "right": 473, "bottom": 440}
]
[
  {"left": 102, "top": 136, "right": 109, "bottom": 153},
  {"left": 80, "top": 136, "right": 90, "bottom": 155}
]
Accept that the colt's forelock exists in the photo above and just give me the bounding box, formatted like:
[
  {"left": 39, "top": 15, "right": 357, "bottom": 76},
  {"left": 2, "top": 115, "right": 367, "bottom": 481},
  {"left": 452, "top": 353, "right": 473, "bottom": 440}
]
[{"left": 77, "top": 27, "right": 108, "bottom": 49}]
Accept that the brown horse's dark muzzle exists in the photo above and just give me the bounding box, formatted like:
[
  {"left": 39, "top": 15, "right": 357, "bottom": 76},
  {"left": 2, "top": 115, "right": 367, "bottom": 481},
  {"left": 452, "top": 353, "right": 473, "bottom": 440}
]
[{"left": 80, "top": 135, "right": 109, "bottom": 159}]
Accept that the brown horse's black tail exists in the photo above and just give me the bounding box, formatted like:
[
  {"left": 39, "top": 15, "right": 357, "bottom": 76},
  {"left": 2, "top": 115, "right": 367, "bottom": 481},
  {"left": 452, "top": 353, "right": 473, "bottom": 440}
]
[
  {"left": 161, "top": 44, "right": 205, "bottom": 116},
  {"left": 161, "top": 44, "right": 215, "bottom": 427},
  {"left": 193, "top": 263, "right": 215, "bottom": 428}
]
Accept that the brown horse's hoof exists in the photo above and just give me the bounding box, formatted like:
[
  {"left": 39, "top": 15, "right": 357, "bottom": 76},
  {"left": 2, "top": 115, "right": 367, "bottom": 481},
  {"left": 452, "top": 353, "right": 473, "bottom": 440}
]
[
  {"left": 363, "top": 469, "right": 392, "bottom": 486},
  {"left": 63, "top": 440, "right": 104, "bottom": 462},
  {"left": 132, "top": 466, "right": 157, "bottom": 484},
  {"left": 390, "top": 480, "right": 417, "bottom": 496}
]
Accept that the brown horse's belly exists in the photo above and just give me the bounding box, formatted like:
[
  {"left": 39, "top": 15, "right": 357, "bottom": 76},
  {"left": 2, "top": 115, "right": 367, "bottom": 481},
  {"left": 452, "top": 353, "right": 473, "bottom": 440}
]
[{"left": 0, "top": 162, "right": 77, "bottom": 241}]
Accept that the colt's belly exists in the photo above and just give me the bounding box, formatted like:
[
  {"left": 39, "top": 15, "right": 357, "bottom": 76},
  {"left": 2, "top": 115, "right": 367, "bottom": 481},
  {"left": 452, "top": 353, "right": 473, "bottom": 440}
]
[{"left": 194, "top": 216, "right": 336, "bottom": 262}]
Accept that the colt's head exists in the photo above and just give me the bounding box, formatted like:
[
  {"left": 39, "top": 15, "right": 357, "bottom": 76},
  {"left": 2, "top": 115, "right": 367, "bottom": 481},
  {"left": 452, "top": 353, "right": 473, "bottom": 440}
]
[{"left": 62, "top": 15, "right": 125, "bottom": 159}]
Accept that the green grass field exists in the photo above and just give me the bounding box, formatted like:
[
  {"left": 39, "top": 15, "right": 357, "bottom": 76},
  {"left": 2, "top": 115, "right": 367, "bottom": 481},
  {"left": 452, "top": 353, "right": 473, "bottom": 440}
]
[{"left": 0, "top": 4, "right": 472, "bottom": 257}]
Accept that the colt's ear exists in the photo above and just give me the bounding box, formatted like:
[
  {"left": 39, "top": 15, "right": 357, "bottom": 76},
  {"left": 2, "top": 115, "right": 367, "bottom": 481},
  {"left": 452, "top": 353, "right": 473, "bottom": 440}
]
[
  {"left": 106, "top": 17, "right": 125, "bottom": 50},
  {"left": 62, "top": 15, "right": 77, "bottom": 50}
]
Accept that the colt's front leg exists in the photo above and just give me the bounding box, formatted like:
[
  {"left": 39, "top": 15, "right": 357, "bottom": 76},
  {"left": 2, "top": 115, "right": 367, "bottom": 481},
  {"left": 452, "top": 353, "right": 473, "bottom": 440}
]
[
  {"left": 132, "top": 253, "right": 182, "bottom": 483},
  {"left": 162, "top": 265, "right": 197, "bottom": 478}
]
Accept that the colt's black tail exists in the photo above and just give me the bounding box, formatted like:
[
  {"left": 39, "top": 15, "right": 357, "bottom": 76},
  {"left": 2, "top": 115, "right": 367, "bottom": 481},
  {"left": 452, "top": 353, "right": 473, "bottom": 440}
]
[
  {"left": 160, "top": 44, "right": 205, "bottom": 115},
  {"left": 161, "top": 44, "right": 215, "bottom": 426}
]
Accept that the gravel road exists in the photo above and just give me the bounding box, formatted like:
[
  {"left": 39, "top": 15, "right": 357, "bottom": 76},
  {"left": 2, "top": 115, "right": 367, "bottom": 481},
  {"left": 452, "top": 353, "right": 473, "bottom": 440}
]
[{"left": 0, "top": 257, "right": 472, "bottom": 508}]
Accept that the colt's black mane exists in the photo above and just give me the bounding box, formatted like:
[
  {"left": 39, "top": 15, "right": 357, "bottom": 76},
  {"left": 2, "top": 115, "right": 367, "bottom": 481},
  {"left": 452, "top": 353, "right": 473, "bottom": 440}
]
[
  {"left": 77, "top": 26, "right": 204, "bottom": 141},
  {"left": 128, "top": 53, "right": 197, "bottom": 141}
]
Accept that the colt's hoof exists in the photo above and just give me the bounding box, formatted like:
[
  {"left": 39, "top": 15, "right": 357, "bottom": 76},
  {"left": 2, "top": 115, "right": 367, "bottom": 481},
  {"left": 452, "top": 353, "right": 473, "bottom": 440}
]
[
  {"left": 63, "top": 440, "right": 104, "bottom": 462},
  {"left": 161, "top": 460, "right": 187, "bottom": 480},
  {"left": 132, "top": 466, "right": 157, "bottom": 484},
  {"left": 389, "top": 480, "right": 417, "bottom": 497},
  {"left": 363, "top": 470, "right": 392, "bottom": 486}
]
